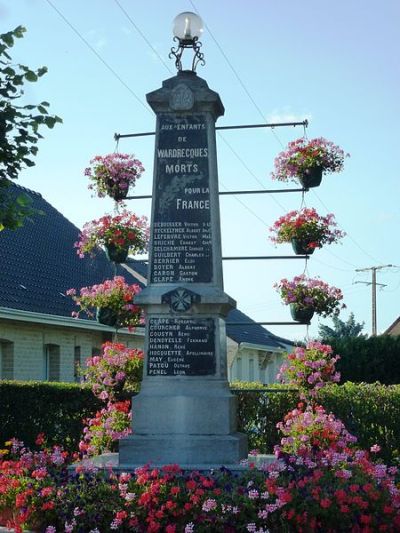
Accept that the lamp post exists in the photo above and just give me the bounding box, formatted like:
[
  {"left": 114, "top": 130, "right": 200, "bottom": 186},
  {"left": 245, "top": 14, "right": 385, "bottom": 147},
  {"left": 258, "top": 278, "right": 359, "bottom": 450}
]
[
  {"left": 118, "top": 13, "right": 247, "bottom": 467},
  {"left": 169, "top": 11, "right": 205, "bottom": 72}
]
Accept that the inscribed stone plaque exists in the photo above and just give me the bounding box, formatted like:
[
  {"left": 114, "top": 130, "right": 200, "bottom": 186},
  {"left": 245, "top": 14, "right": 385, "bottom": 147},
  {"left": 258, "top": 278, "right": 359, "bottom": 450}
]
[
  {"left": 147, "top": 317, "right": 215, "bottom": 376},
  {"left": 151, "top": 113, "right": 212, "bottom": 284}
]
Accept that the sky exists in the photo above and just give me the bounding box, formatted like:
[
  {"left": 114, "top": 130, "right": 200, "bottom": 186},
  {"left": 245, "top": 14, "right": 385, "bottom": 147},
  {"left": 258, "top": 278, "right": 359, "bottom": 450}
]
[{"left": 2, "top": 0, "right": 400, "bottom": 342}]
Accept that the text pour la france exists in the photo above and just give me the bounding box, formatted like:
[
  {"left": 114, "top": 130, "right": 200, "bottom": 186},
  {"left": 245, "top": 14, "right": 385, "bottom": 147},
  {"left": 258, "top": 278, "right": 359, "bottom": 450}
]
[{"left": 176, "top": 199, "right": 210, "bottom": 210}]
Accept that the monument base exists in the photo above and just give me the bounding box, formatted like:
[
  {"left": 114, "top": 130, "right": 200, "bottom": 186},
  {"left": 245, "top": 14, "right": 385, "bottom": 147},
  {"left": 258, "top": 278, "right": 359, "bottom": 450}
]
[
  {"left": 76, "top": 451, "right": 276, "bottom": 474},
  {"left": 119, "top": 432, "right": 247, "bottom": 466}
]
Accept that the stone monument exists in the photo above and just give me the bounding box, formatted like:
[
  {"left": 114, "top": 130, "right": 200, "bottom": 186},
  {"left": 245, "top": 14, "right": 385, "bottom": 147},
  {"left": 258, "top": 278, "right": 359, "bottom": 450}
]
[{"left": 119, "top": 13, "right": 247, "bottom": 467}]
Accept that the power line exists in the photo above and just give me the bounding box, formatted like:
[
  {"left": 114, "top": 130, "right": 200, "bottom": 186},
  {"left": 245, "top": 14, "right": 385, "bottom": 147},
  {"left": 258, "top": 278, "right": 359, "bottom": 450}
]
[
  {"left": 188, "top": 1, "right": 385, "bottom": 272},
  {"left": 217, "top": 132, "right": 287, "bottom": 212},
  {"left": 188, "top": 0, "right": 285, "bottom": 150},
  {"left": 44, "top": 0, "right": 151, "bottom": 114},
  {"left": 310, "top": 189, "right": 384, "bottom": 265},
  {"left": 112, "top": 0, "right": 174, "bottom": 75}
]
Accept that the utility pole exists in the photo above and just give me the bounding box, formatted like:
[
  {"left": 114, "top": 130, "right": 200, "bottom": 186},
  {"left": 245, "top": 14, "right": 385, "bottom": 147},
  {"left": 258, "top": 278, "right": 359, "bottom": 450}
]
[{"left": 354, "top": 265, "right": 393, "bottom": 336}]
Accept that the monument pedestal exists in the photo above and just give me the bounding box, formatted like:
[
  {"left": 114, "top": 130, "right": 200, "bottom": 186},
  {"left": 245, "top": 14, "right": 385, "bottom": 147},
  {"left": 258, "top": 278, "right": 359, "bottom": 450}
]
[
  {"left": 120, "top": 377, "right": 246, "bottom": 465},
  {"left": 118, "top": 71, "right": 247, "bottom": 467},
  {"left": 120, "top": 433, "right": 247, "bottom": 466}
]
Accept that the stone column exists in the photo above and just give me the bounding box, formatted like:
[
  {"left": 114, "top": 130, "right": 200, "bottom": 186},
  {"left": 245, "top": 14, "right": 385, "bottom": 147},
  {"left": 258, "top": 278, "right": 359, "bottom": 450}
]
[{"left": 119, "top": 70, "right": 247, "bottom": 466}]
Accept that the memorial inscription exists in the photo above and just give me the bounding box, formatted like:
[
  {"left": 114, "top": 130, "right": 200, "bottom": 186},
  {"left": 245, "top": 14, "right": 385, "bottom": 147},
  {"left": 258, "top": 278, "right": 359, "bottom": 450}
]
[
  {"left": 147, "top": 317, "right": 215, "bottom": 376},
  {"left": 150, "top": 113, "right": 213, "bottom": 284}
]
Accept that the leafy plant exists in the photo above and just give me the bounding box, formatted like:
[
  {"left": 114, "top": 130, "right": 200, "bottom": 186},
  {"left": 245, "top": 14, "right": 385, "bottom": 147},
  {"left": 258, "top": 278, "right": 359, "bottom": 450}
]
[
  {"left": 75, "top": 210, "right": 149, "bottom": 258},
  {"left": 319, "top": 312, "right": 365, "bottom": 340},
  {"left": 271, "top": 137, "right": 348, "bottom": 182},
  {"left": 277, "top": 341, "right": 340, "bottom": 399},
  {"left": 67, "top": 276, "right": 143, "bottom": 330},
  {"left": 85, "top": 153, "right": 144, "bottom": 199},
  {"left": 269, "top": 207, "right": 345, "bottom": 250},
  {"left": 274, "top": 275, "right": 345, "bottom": 317},
  {"left": 0, "top": 26, "right": 62, "bottom": 231}
]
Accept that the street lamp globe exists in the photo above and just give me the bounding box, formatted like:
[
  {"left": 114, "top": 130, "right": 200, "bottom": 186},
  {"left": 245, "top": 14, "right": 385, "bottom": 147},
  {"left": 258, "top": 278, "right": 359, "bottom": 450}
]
[{"left": 172, "top": 12, "right": 204, "bottom": 43}]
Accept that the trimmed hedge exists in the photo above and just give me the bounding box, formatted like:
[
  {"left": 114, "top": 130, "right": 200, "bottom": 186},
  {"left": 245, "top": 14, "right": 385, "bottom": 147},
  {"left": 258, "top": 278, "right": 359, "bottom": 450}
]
[
  {"left": 0, "top": 381, "right": 102, "bottom": 452},
  {"left": 233, "top": 381, "right": 400, "bottom": 464},
  {"left": 321, "top": 381, "right": 400, "bottom": 463},
  {"left": 232, "top": 382, "right": 299, "bottom": 454},
  {"left": 1, "top": 380, "right": 400, "bottom": 464}
]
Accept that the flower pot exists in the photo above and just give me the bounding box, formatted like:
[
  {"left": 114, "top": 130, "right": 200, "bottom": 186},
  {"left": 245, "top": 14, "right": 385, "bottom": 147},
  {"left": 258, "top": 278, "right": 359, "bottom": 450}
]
[
  {"left": 291, "top": 238, "right": 315, "bottom": 256},
  {"left": 298, "top": 166, "right": 323, "bottom": 189},
  {"left": 105, "top": 179, "right": 128, "bottom": 201},
  {"left": 105, "top": 243, "right": 129, "bottom": 263},
  {"left": 96, "top": 307, "right": 119, "bottom": 327},
  {"left": 290, "top": 304, "right": 314, "bottom": 323}
]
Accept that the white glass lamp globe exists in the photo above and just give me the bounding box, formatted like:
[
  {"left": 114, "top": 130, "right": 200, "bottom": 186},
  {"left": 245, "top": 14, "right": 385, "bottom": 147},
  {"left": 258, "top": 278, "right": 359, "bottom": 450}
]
[{"left": 172, "top": 12, "right": 204, "bottom": 42}]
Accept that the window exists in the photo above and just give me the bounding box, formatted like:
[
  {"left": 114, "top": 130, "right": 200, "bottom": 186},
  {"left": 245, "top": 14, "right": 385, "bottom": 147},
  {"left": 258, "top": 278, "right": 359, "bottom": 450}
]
[
  {"left": 0, "top": 340, "right": 14, "bottom": 380},
  {"left": 74, "top": 346, "right": 81, "bottom": 382},
  {"left": 236, "top": 357, "right": 242, "bottom": 380},
  {"left": 44, "top": 344, "right": 60, "bottom": 381},
  {"left": 91, "top": 347, "right": 101, "bottom": 357},
  {"left": 248, "top": 359, "right": 254, "bottom": 381}
]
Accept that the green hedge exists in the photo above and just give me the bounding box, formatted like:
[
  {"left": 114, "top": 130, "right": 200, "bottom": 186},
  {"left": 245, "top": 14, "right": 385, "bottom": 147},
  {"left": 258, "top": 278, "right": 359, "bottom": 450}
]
[
  {"left": 0, "top": 381, "right": 102, "bottom": 452},
  {"left": 2, "top": 380, "right": 400, "bottom": 464},
  {"left": 232, "top": 382, "right": 299, "bottom": 454},
  {"left": 233, "top": 381, "right": 400, "bottom": 464},
  {"left": 328, "top": 335, "right": 400, "bottom": 384},
  {"left": 320, "top": 382, "right": 400, "bottom": 463}
]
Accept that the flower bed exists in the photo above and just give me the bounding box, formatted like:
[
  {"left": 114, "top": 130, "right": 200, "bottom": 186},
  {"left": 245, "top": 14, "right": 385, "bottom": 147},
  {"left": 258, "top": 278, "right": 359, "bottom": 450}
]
[
  {"left": 1, "top": 439, "right": 399, "bottom": 532},
  {"left": 2, "top": 340, "right": 400, "bottom": 531}
]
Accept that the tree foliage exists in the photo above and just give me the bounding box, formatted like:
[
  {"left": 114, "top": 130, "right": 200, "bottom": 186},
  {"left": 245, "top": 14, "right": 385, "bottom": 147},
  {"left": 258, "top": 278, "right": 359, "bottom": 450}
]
[
  {"left": 0, "top": 26, "right": 62, "bottom": 230},
  {"left": 328, "top": 334, "right": 400, "bottom": 384},
  {"left": 319, "top": 312, "right": 365, "bottom": 340}
]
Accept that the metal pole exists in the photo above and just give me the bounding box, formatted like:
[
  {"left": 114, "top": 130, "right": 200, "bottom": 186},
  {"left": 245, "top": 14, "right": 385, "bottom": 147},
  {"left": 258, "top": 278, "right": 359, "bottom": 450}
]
[
  {"left": 372, "top": 268, "right": 377, "bottom": 336},
  {"left": 355, "top": 264, "right": 393, "bottom": 336},
  {"left": 114, "top": 119, "right": 308, "bottom": 141}
]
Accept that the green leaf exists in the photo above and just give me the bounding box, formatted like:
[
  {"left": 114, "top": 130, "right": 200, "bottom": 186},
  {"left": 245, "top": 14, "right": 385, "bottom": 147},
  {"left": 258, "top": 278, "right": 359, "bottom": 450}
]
[
  {"left": 1, "top": 32, "right": 14, "bottom": 47},
  {"left": 24, "top": 70, "right": 38, "bottom": 82},
  {"left": 37, "top": 66, "right": 48, "bottom": 77},
  {"left": 13, "top": 26, "right": 26, "bottom": 39},
  {"left": 16, "top": 193, "right": 32, "bottom": 207},
  {"left": 44, "top": 116, "right": 57, "bottom": 128},
  {"left": 3, "top": 66, "right": 16, "bottom": 77}
]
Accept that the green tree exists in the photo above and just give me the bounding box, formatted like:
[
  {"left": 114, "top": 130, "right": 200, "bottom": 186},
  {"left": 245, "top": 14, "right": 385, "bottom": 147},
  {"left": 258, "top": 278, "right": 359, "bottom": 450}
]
[
  {"left": 0, "top": 26, "right": 62, "bottom": 230},
  {"left": 319, "top": 312, "right": 365, "bottom": 340}
]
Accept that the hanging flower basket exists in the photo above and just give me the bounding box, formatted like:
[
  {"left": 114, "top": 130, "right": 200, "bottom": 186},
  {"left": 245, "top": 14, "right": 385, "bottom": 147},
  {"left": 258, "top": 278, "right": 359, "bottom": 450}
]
[
  {"left": 104, "top": 242, "right": 129, "bottom": 263},
  {"left": 291, "top": 238, "right": 315, "bottom": 256},
  {"left": 274, "top": 275, "right": 345, "bottom": 319},
  {"left": 67, "top": 276, "right": 143, "bottom": 331},
  {"left": 269, "top": 208, "right": 345, "bottom": 254},
  {"left": 85, "top": 153, "right": 145, "bottom": 200},
  {"left": 290, "top": 303, "right": 314, "bottom": 323},
  {"left": 298, "top": 165, "right": 323, "bottom": 189},
  {"left": 270, "top": 137, "right": 349, "bottom": 187},
  {"left": 75, "top": 210, "right": 149, "bottom": 263},
  {"left": 96, "top": 306, "right": 119, "bottom": 327}
]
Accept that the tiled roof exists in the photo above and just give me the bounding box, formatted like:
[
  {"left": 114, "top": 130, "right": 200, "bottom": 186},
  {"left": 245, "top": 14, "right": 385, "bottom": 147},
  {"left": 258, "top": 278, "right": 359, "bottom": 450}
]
[
  {"left": 0, "top": 183, "right": 144, "bottom": 319},
  {"left": 0, "top": 183, "right": 292, "bottom": 349},
  {"left": 225, "top": 308, "right": 290, "bottom": 350}
]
